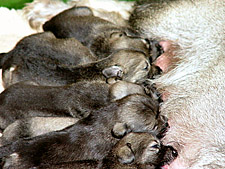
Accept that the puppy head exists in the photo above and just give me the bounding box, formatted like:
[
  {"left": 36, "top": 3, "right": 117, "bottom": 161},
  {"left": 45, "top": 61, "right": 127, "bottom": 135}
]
[
  {"left": 117, "top": 94, "right": 162, "bottom": 135},
  {"left": 110, "top": 49, "right": 151, "bottom": 83},
  {"left": 113, "top": 132, "right": 161, "bottom": 165},
  {"left": 113, "top": 132, "right": 178, "bottom": 167}
]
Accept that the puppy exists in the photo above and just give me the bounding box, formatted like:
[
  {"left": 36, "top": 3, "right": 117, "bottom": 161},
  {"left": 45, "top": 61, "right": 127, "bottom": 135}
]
[
  {"left": 38, "top": 132, "right": 178, "bottom": 169},
  {"left": 1, "top": 47, "right": 151, "bottom": 87},
  {"left": 0, "top": 80, "right": 155, "bottom": 139},
  {"left": 0, "top": 32, "right": 97, "bottom": 88},
  {"left": 0, "top": 80, "right": 109, "bottom": 130},
  {"left": 43, "top": 6, "right": 150, "bottom": 59},
  {"left": 23, "top": 0, "right": 134, "bottom": 31},
  {"left": 0, "top": 117, "right": 78, "bottom": 146}
]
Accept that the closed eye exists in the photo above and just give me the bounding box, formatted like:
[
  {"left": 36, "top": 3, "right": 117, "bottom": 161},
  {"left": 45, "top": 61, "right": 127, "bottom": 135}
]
[
  {"left": 110, "top": 32, "right": 125, "bottom": 39},
  {"left": 143, "top": 61, "right": 149, "bottom": 70},
  {"left": 151, "top": 144, "right": 160, "bottom": 149},
  {"left": 149, "top": 141, "right": 160, "bottom": 149}
]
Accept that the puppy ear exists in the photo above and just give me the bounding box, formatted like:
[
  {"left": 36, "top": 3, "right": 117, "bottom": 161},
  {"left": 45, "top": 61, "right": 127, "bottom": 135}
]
[
  {"left": 102, "top": 65, "right": 123, "bottom": 79},
  {"left": 116, "top": 143, "right": 135, "bottom": 164},
  {"left": 110, "top": 32, "right": 126, "bottom": 40},
  {"left": 111, "top": 123, "right": 129, "bottom": 139}
]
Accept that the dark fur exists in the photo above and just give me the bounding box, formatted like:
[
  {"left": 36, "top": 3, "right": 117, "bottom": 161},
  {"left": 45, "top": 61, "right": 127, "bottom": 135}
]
[
  {"left": 1, "top": 45, "right": 151, "bottom": 87},
  {"left": 43, "top": 6, "right": 150, "bottom": 59},
  {"left": 0, "top": 94, "right": 166, "bottom": 168},
  {"left": 0, "top": 80, "right": 155, "bottom": 139},
  {"left": 55, "top": 49, "right": 151, "bottom": 83},
  {"left": 38, "top": 132, "right": 178, "bottom": 169},
  {"left": 0, "top": 81, "right": 109, "bottom": 130},
  {"left": 0, "top": 32, "right": 96, "bottom": 88}
]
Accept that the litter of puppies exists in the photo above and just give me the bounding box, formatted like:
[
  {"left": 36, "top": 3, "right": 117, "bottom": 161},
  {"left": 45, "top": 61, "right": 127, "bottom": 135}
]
[{"left": 0, "top": 4, "right": 178, "bottom": 169}]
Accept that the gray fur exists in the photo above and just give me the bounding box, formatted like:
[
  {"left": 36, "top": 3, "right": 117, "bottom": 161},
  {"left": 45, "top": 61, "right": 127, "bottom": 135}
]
[{"left": 0, "top": 94, "right": 166, "bottom": 168}]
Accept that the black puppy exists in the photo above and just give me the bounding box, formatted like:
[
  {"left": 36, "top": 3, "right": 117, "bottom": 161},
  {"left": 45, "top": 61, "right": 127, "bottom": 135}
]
[
  {"left": 1, "top": 47, "right": 151, "bottom": 87},
  {"left": 0, "top": 80, "right": 151, "bottom": 133},
  {"left": 0, "top": 32, "right": 97, "bottom": 88},
  {"left": 38, "top": 132, "right": 178, "bottom": 169},
  {"left": 0, "top": 94, "right": 167, "bottom": 168},
  {"left": 43, "top": 6, "right": 150, "bottom": 59}
]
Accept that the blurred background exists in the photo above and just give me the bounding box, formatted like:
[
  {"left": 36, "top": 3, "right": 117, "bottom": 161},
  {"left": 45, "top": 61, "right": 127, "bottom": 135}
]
[{"left": 0, "top": 0, "right": 135, "bottom": 9}]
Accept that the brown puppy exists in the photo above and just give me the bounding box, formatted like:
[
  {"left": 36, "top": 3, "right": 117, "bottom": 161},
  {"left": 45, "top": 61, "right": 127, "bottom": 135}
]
[
  {"left": 22, "top": 0, "right": 133, "bottom": 31},
  {"left": 0, "top": 94, "right": 166, "bottom": 168},
  {"left": 0, "top": 81, "right": 109, "bottom": 130},
  {"left": 102, "top": 132, "right": 177, "bottom": 168},
  {"left": 57, "top": 49, "right": 151, "bottom": 84}
]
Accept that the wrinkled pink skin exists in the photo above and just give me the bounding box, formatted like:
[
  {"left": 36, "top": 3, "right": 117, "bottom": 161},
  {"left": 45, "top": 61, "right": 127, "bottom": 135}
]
[
  {"left": 163, "top": 161, "right": 186, "bottom": 169},
  {"left": 155, "top": 41, "right": 178, "bottom": 73},
  {"left": 154, "top": 40, "right": 174, "bottom": 101},
  {"left": 155, "top": 41, "right": 172, "bottom": 72},
  {"left": 156, "top": 41, "right": 187, "bottom": 169}
]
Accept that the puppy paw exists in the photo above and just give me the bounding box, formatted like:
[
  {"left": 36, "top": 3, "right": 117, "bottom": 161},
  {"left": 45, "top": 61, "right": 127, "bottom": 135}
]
[
  {"left": 148, "top": 39, "right": 164, "bottom": 63},
  {"left": 102, "top": 65, "right": 123, "bottom": 80},
  {"left": 141, "top": 79, "right": 161, "bottom": 101}
]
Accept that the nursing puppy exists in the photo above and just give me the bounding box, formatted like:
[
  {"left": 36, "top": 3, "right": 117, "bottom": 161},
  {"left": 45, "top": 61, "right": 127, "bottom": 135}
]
[
  {"left": 101, "top": 132, "right": 177, "bottom": 169},
  {"left": 1, "top": 46, "right": 151, "bottom": 87},
  {"left": 23, "top": 0, "right": 134, "bottom": 31},
  {"left": 0, "top": 32, "right": 97, "bottom": 88},
  {"left": 56, "top": 49, "right": 151, "bottom": 84},
  {"left": 38, "top": 132, "right": 178, "bottom": 169},
  {"left": 0, "top": 81, "right": 109, "bottom": 130},
  {"left": 0, "top": 80, "right": 151, "bottom": 140},
  {"left": 129, "top": 0, "right": 225, "bottom": 168},
  {"left": 0, "top": 94, "right": 167, "bottom": 168},
  {"left": 43, "top": 6, "right": 149, "bottom": 59}
]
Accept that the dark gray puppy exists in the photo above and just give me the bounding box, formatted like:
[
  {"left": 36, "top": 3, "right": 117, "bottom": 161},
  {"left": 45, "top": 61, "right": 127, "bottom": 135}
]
[
  {"left": 38, "top": 132, "right": 178, "bottom": 169},
  {"left": 0, "top": 32, "right": 96, "bottom": 69},
  {"left": 43, "top": 6, "right": 150, "bottom": 59},
  {"left": 0, "top": 81, "right": 110, "bottom": 131},
  {"left": 0, "top": 80, "right": 153, "bottom": 142},
  {"left": 0, "top": 94, "right": 167, "bottom": 169},
  {"left": 1, "top": 48, "right": 151, "bottom": 87},
  {"left": 0, "top": 32, "right": 97, "bottom": 88}
]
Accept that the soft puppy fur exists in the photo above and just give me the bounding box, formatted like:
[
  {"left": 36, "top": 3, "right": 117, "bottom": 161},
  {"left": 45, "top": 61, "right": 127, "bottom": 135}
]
[
  {"left": 38, "top": 132, "right": 178, "bottom": 169},
  {"left": 1, "top": 40, "right": 151, "bottom": 86},
  {"left": 42, "top": 6, "right": 149, "bottom": 59},
  {"left": 0, "top": 80, "right": 154, "bottom": 134},
  {"left": 0, "top": 94, "right": 166, "bottom": 168}
]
